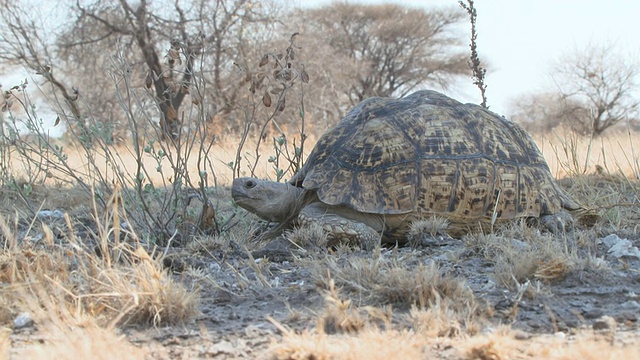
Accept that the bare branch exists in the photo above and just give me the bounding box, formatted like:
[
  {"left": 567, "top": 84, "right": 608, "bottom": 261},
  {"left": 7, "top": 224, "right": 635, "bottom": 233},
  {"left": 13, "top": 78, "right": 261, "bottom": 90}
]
[
  {"left": 552, "top": 42, "right": 640, "bottom": 135},
  {"left": 302, "top": 3, "right": 469, "bottom": 104},
  {"left": 458, "top": 0, "right": 488, "bottom": 108}
]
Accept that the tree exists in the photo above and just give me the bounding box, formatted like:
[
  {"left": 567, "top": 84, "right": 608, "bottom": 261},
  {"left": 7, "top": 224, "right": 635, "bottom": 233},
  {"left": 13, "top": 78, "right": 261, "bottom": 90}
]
[
  {"left": 551, "top": 43, "right": 640, "bottom": 135},
  {"left": 508, "top": 92, "right": 589, "bottom": 134},
  {"left": 301, "top": 3, "right": 469, "bottom": 105},
  {"left": 0, "top": 1, "right": 82, "bottom": 121},
  {"left": 0, "top": 0, "right": 277, "bottom": 141},
  {"left": 64, "top": 0, "right": 270, "bottom": 140}
]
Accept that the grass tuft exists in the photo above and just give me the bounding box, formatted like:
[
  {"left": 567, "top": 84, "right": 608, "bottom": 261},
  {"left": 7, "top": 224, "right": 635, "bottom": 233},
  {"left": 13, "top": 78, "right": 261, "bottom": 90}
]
[{"left": 407, "top": 216, "right": 451, "bottom": 248}]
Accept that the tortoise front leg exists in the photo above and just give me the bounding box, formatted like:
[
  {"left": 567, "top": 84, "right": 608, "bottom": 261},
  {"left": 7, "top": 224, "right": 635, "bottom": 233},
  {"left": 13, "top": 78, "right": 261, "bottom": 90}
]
[{"left": 298, "top": 203, "right": 382, "bottom": 251}]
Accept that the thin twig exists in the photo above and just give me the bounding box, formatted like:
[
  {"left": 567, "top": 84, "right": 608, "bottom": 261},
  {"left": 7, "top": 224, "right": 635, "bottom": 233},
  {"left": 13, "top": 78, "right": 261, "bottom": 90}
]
[{"left": 459, "top": 0, "right": 488, "bottom": 108}]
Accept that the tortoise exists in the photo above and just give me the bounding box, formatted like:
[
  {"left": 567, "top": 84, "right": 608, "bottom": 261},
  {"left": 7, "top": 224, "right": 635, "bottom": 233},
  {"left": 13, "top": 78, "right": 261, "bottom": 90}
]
[{"left": 232, "top": 90, "right": 581, "bottom": 251}]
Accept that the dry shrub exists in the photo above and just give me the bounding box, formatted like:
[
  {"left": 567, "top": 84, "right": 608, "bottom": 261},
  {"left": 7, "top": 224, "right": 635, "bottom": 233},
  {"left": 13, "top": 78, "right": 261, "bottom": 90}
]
[
  {"left": 561, "top": 173, "right": 640, "bottom": 234},
  {"left": 463, "top": 328, "right": 640, "bottom": 360},
  {"left": 316, "top": 278, "right": 367, "bottom": 335},
  {"left": 534, "top": 337, "right": 640, "bottom": 360},
  {"left": 8, "top": 277, "right": 146, "bottom": 360},
  {"left": 270, "top": 327, "right": 428, "bottom": 360},
  {"left": 270, "top": 280, "right": 428, "bottom": 360},
  {"left": 410, "top": 296, "right": 480, "bottom": 337},
  {"left": 541, "top": 127, "right": 640, "bottom": 234},
  {"left": 0, "top": 189, "right": 200, "bottom": 329},
  {"left": 89, "top": 247, "right": 200, "bottom": 325},
  {"left": 464, "top": 224, "right": 582, "bottom": 295},
  {"left": 298, "top": 251, "right": 482, "bottom": 346},
  {"left": 308, "top": 251, "right": 474, "bottom": 309},
  {"left": 462, "top": 327, "right": 521, "bottom": 360}
]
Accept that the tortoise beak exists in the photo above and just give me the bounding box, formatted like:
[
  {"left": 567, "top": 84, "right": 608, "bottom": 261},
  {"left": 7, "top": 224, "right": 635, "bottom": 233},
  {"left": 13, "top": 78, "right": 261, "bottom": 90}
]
[{"left": 231, "top": 177, "right": 257, "bottom": 201}]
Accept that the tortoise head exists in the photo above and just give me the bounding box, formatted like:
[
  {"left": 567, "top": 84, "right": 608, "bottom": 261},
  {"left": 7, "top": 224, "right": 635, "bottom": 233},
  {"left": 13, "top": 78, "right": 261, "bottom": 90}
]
[{"left": 232, "top": 177, "right": 304, "bottom": 222}]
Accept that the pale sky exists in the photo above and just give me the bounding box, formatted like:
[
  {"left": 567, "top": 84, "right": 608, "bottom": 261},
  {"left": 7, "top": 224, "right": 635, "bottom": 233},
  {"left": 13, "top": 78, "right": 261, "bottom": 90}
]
[{"left": 296, "top": 0, "right": 640, "bottom": 116}]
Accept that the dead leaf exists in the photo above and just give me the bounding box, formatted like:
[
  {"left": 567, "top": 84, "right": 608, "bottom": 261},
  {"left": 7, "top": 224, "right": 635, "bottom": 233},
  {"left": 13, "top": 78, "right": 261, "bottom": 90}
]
[
  {"left": 301, "top": 69, "right": 310, "bottom": 83},
  {"left": 262, "top": 92, "right": 272, "bottom": 107},
  {"left": 259, "top": 54, "right": 269, "bottom": 67}
]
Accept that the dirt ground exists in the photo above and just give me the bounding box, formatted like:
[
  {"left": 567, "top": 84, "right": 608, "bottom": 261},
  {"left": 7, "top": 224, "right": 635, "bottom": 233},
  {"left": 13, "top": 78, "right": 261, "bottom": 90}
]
[{"left": 5, "top": 185, "right": 640, "bottom": 359}]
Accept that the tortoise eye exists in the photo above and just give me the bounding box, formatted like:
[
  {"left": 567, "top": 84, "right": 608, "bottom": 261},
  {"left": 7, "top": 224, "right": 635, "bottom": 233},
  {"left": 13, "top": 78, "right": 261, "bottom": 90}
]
[{"left": 245, "top": 179, "right": 256, "bottom": 189}]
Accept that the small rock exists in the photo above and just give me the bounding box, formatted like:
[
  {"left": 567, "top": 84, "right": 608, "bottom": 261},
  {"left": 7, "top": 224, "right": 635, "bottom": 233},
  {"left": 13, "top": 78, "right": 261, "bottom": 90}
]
[
  {"left": 620, "top": 300, "right": 640, "bottom": 311},
  {"left": 619, "top": 311, "right": 639, "bottom": 323},
  {"left": 583, "top": 308, "right": 604, "bottom": 319},
  {"left": 592, "top": 316, "right": 617, "bottom": 332},
  {"left": 608, "top": 240, "right": 640, "bottom": 259},
  {"left": 206, "top": 339, "right": 248, "bottom": 357},
  {"left": 245, "top": 324, "right": 272, "bottom": 338},
  {"left": 13, "top": 312, "right": 33, "bottom": 329},
  {"left": 36, "top": 210, "right": 65, "bottom": 220},
  {"left": 206, "top": 340, "right": 236, "bottom": 356},
  {"left": 510, "top": 239, "right": 530, "bottom": 252},
  {"left": 554, "top": 332, "right": 566, "bottom": 339},
  {"left": 602, "top": 234, "right": 640, "bottom": 259},
  {"left": 601, "top": 234, "right": 621, "bottom": 248},
  {"left": 512, "top": 329, "right": 531, "bottom": 340}
]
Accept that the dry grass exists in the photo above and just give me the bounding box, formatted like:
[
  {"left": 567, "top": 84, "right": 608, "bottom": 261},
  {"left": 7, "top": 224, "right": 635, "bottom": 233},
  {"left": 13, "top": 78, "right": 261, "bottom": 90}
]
[
  {"left": 562, "top": 173, "right": 640, "bottom": 234},
  {"left": 536, "top": 127, "right": 640, "bottom": 179},
  {"left": 8, "top": 291, "right": 146, "bottom": 360},
  {"left": 0, "top": 139, "right": 638, "bottom": 359},
  {"left": 299, "top": 251, "right": 482, "bottom": 343},
  {"left": 270, "top": 326, "right": 431, "bottom": 360},
  {"left": 270, "top": 302, "right": 640, "bottom": 360},
  {"left": 2, "top": 12, "right": 638, "bottom": 357},
  {"left": 407, "top": 216, "right": 451, "bottom": 248},
  {"left": 4, "top": 128, "right": 638, "bottom": 188},
  {"left": 463, "top": 223, "right": 607, "bottom": 298},
  {"left": 0, "top": 186, "right": 200, "bottom": 358},
  {"left": 462, "top": 327, "right": 640, "bottom": 360},
  {"left": 270, "top": 275, "right": 476, "bottom": 359},
  {"left": 3, "top": 73, "right": 640, "bottom": 359},
  {"left": 0, "top": 229, "right": 199, "bottom": 327},
  {"left": 3, "top": 132, "right": 317, "bottom": 189},
  {"left": 307, "top": 250, "right": 475, "bottom": 309},
  {"left": 284, "top": 222, "right": 329, "bottom": 252}
]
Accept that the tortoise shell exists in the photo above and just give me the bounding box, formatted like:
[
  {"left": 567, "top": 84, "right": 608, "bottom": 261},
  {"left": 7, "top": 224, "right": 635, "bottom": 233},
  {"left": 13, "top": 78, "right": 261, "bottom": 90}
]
[{"left": 289, "top": 90, "right": 579, "bottom": 225}]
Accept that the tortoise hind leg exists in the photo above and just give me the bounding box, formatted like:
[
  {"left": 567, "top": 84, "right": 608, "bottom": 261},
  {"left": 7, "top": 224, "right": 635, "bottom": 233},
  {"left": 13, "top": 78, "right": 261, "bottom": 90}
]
[
  {"left": 540, "top": 210, "right": 575, "bottom": 234},
  {"left": 298, "top": 203, "right": 382, "bottom": 251}
]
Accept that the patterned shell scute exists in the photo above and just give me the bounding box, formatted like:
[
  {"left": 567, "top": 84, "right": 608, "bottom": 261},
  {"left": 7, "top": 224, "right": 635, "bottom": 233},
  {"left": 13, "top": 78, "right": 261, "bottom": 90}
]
[{"left": 292, "top": 90, "right": 576, "bottom": 221}]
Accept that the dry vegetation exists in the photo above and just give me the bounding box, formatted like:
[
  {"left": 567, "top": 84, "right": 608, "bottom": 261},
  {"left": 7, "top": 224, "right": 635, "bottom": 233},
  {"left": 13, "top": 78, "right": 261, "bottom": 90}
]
[
  {"left": 1, "top": 0, "right": 640, "bottom": 359},
  {"left": 1, "top": 139, "right": 639, "bottom": 358}
]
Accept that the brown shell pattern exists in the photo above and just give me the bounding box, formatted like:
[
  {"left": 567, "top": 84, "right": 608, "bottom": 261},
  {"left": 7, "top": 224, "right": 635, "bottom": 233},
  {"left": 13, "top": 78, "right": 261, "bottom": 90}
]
[{"left": 290, "top": 90, "right": 579, "bottom": 222}]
